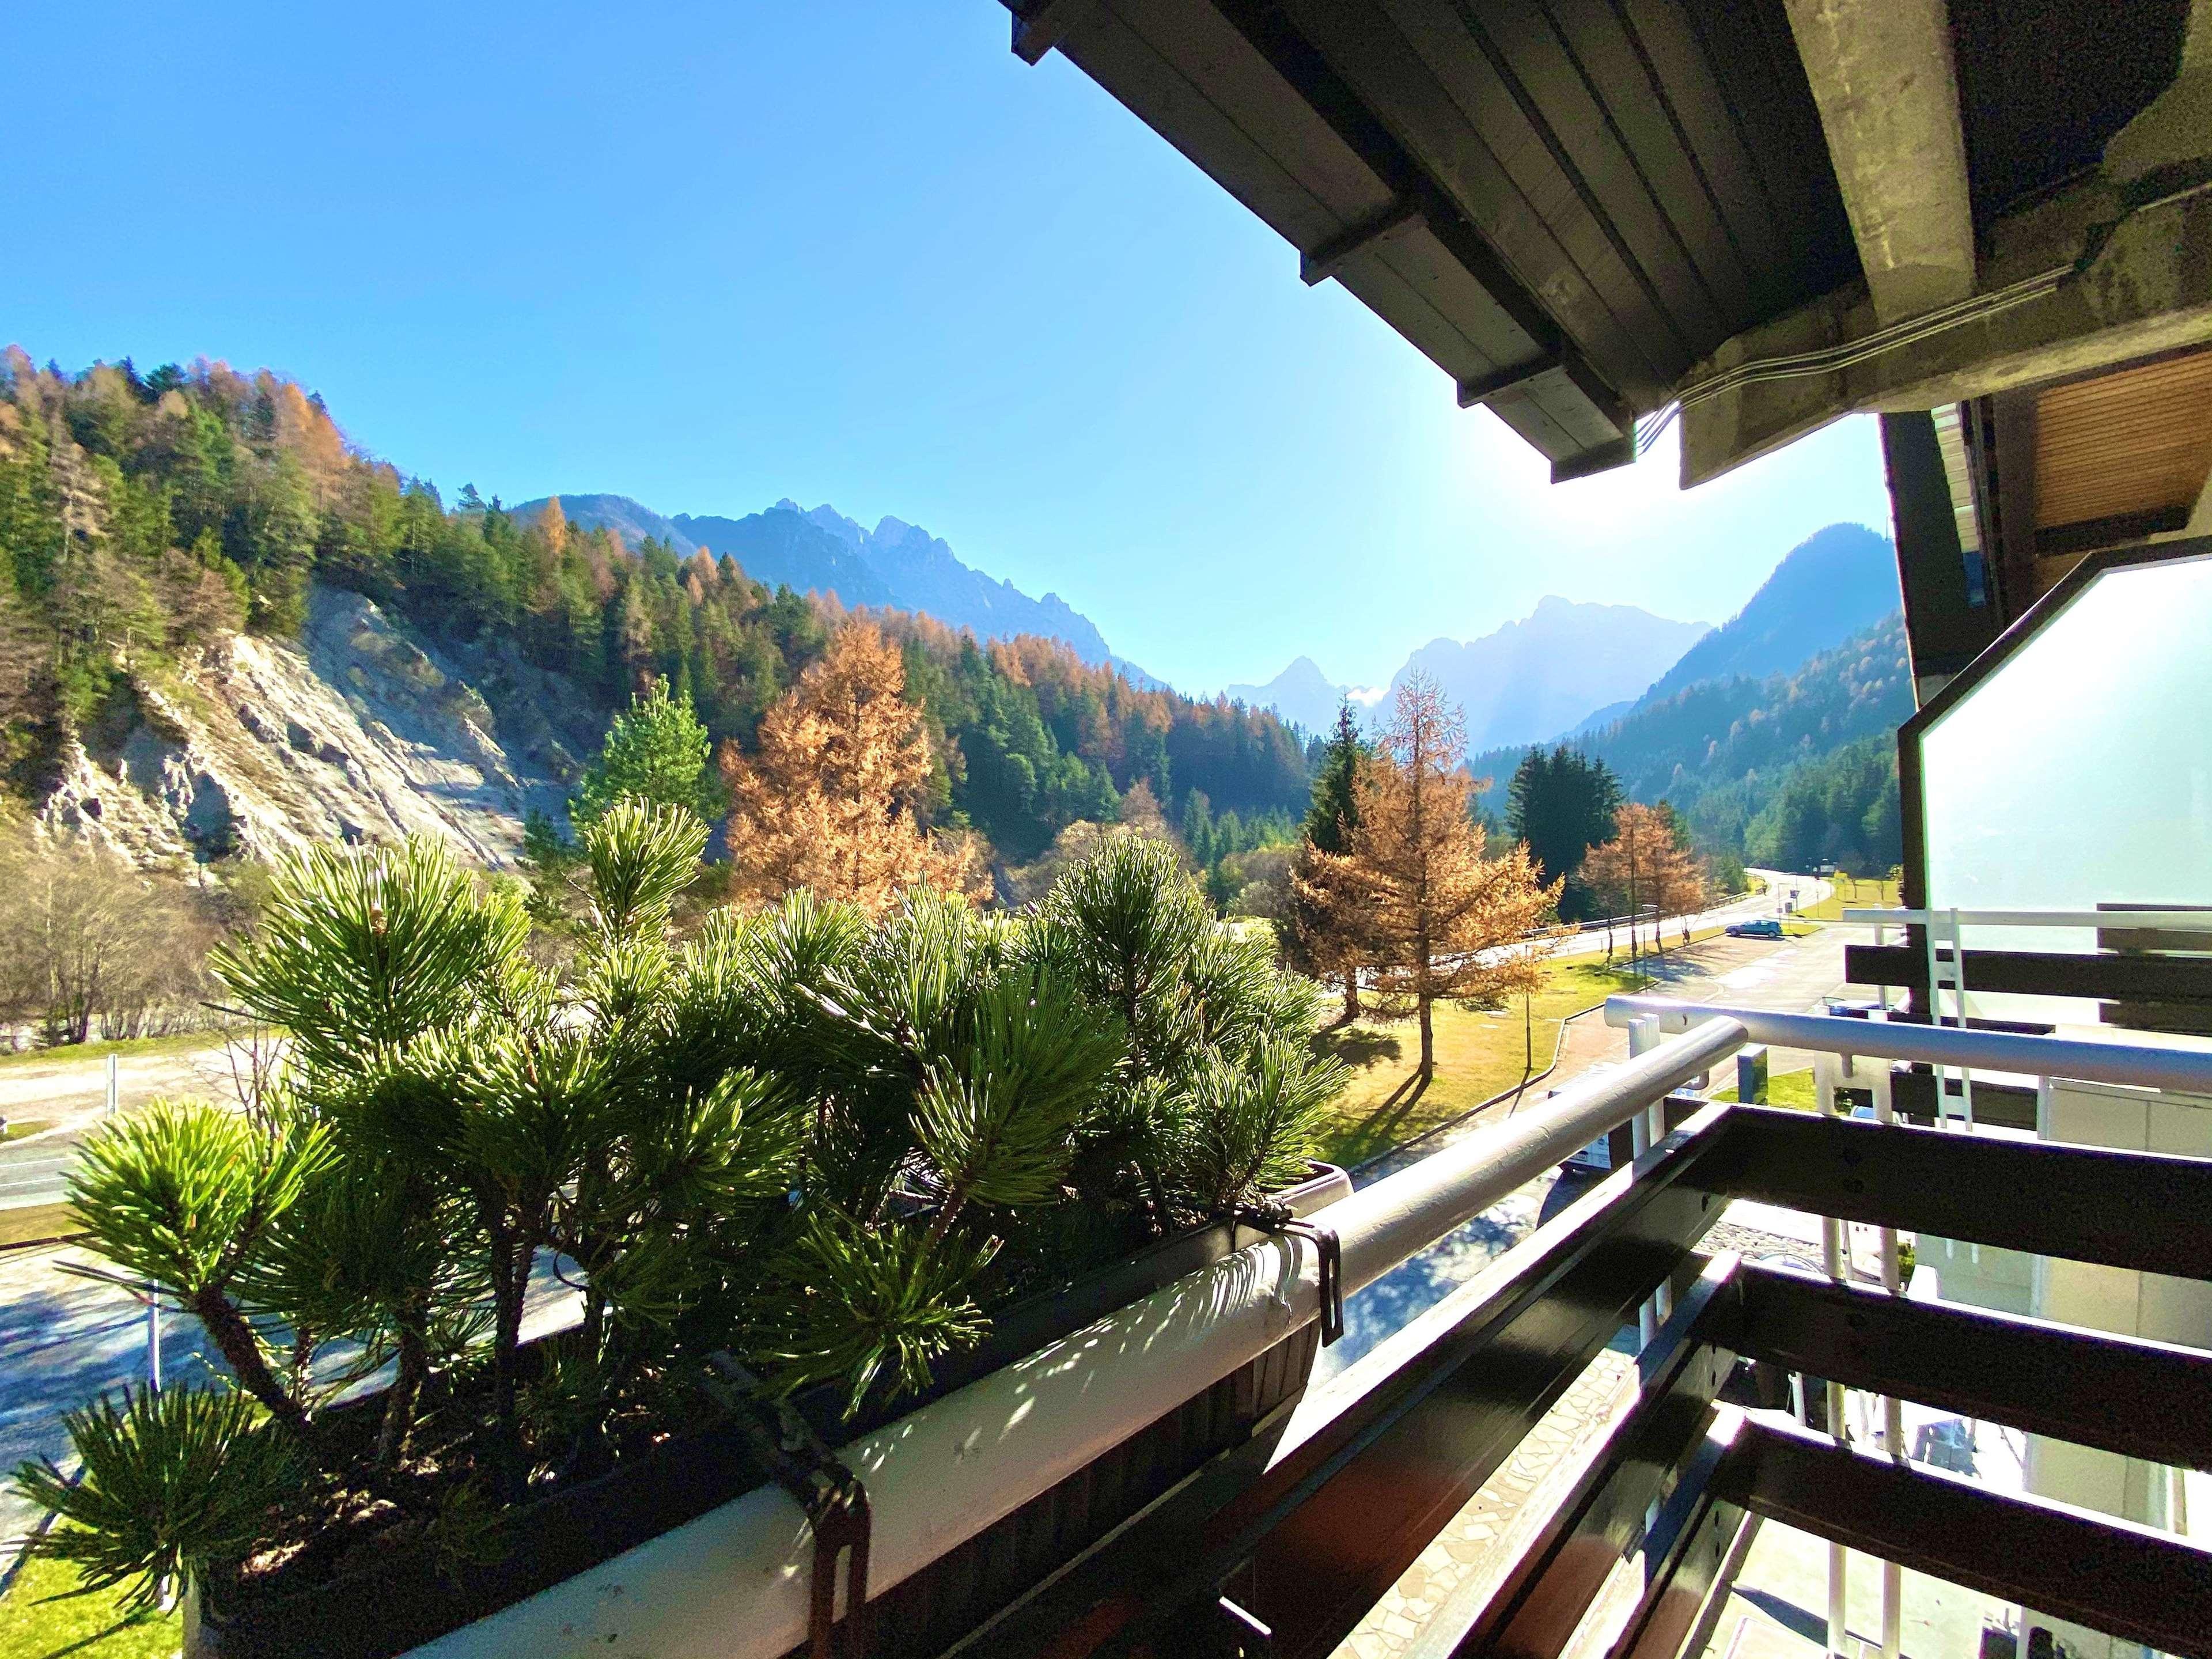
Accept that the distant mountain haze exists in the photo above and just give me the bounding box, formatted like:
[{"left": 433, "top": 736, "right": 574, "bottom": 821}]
[
  {"left": 1223, "top": 657, "right": 1361, "bottom": 736},
  {"left": 1471, "top": 609, "right": 1912, "bottom": 870},
  {"left": 1229, "top": 600, "right": 1707, "bottom": 749},
  {"left": 1393, "top": 597, "right": 1711, "bottom": 752},
  {"left": 516, "top": 494, "right": 1115, "bottom": 666},
  {"left": 671, "top": 502, "right": 893, "bottom": 611}
]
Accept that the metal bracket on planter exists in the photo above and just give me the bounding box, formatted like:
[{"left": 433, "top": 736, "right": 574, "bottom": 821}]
[
  {"left": 703, "top": 1353, "right": 874, "bottom": 1659},
  {"left": 1240, "top": 1209, "right": 1344, "bottom": 1346}
]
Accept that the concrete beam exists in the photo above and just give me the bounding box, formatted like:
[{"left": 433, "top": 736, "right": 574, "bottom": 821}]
[
  {"left": 2103, "top": 0, "right": 2212, "bottom": 194},
  {"left": 1679, "top": 176, "right": 2212, "bottom": 486},
  {"left": 1783, "top": 0, "right": 1976, "bottom": 327}
]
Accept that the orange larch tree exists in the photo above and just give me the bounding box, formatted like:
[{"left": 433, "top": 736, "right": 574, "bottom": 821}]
[
  {"left": 1305, "top": 673, "right": 1559, "bottom": 1097},
  {"left": 721, "top": 622, "right": 985, "bottom": 913},
  {"left": 1581, "top": 801, "right": 1705, "bottom": 961}
]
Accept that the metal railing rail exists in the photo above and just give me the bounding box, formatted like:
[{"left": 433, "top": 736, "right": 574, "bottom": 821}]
[
  {"left": 1844, "top": 907, "right": 2212, "bottom": 932},
  {"left": 957, "top": 1079, "right": 2212, "bottom": 1659},
  {"left": 1600, "top": 995, "right": 2212, "bottom": 1094},
  {"left": 411, "top": 1007, "right": 2212, "bottom": 1659},
  {"left": 1605, "top": 995, "right": 2212, "bottom": 1659}
]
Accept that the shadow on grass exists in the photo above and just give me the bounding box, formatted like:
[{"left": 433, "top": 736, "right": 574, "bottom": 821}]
[
  {"left": 1318, "top": 1027, "right": 1403, "bottom": 1068},
  {"left": 1323, "top": 1070, "right": 1457, "bottom": 1168},
  {"left": 0, "top": 1552, "right": 181, "bottom": 1659}
]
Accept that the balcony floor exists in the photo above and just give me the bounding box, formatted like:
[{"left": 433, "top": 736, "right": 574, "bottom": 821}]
[{"left": 1699, "top": 1520, "right": 2012, "bottom": 1659}]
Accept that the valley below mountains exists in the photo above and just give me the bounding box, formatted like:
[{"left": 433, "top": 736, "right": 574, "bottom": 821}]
[
  {"left": 1232, "top": 521, "right": 1912, "bottom": 875},
  {"left": 2, "top": 349, "right": 1910, "bottom": 894}
]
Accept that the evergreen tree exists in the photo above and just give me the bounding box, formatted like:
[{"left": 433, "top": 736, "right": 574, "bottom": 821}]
[
  {"left": 1301, "top": 700, "right": 1366, "bottom": 854},
  {"left": 571, "top": 675, "right": 718, "bottom": 825},
  {"left": 1286, "top": 701, "right": 1370, "bottom": 1020},
  {"left": 1506, "top": 744, "right": 1623, "bottom": 920}
]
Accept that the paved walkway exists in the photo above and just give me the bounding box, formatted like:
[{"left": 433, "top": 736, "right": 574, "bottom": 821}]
[
  {"left": 1317, "top": 923, "right": 1872, "bottom": 1387},
  {"left": 0, "top": 1243, "right": 579, "bottom": 1556},
  {"left": 0, "top": 1039, "right": 248, "bottom": 1212}
]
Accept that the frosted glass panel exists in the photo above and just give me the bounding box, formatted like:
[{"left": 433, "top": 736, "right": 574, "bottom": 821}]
[{"left": 1918, "top": 552, "right": 2212, "bottom": 998}]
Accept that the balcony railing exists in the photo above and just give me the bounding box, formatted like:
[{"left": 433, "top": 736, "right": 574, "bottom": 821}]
[{"left": 419, "top": 1004, "right": 2212, "bottom": 1659}]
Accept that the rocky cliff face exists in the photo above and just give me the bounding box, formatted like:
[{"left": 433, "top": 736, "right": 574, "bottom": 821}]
[{"left": 41, "top": 585, "right": 600, "bottom": 872}]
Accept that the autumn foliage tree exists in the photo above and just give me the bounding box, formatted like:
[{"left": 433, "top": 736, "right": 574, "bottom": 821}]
[
  {"left": 722, "top": 622, "right": 984, "bottom": 912},
  {"left": 1300, "top": 675, "right": 1558, "bottom": 1097},
  {"left": 1581, "top": 801, "right": 1707, "bottom": 962}
]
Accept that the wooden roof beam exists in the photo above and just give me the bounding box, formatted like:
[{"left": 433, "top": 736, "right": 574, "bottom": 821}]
[
  {"left": 1011, "top": 0, "right": 1099, "bottom": 66},
  {"left": 1782, "top": 0, "right": 1975, "bottom": 327}
]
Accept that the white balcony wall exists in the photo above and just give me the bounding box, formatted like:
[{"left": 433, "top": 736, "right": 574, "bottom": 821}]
[
  {"left": 1917, "top": 550, "right": 2212, "bottom": 1026},
  {"left": 2023, "top": 1076, "right": 2212, "bottom": 1659}
]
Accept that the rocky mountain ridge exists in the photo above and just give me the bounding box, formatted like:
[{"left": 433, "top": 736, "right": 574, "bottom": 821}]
[
  {"left": 1629, "top": 522, "right": 1898, "bottom": 711},
  {"left": 516, "top": 493, "right": 1117, "bottom": 666},
  {"left": 1228, "top": 598, "right": 1710, "bottom": 749},
  {"left": 1229, "top": 522, "right": 1900, "bottom": 755}
]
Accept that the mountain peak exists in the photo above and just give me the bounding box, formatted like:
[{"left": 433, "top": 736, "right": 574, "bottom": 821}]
[
  {"left": 514, "top": 494, "right": 1116, "bottom": 667},
  {"left": 1630, "top": 522, "right": 1897, "bottom": 711},
  {"left": 1224, "top": 656, "right": 1349, "bottom": 734},
  {"left": 1396, "top": 600, "right": 1710, "bottom": 750}
]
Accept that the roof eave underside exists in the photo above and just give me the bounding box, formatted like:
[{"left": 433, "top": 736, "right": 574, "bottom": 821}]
[{"left": 1031, "top": 0, "right": 1857, "bottom": 478}]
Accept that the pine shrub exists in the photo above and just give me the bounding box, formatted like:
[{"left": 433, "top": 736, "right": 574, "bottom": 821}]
[{"left": 14, "top": 802, "right": 1344, "bottom": 1607}]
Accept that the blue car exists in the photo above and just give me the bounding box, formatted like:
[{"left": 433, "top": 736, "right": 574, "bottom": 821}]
[{"left": 1726, "top": 918, "right": 1785, "bottom": 938}]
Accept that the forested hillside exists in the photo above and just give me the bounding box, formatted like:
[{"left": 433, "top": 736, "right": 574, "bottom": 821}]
[
  {"left": 1630, "top": 522, "right": 1899, "bottom": 709},
  {"left": 0, "top": 352, "right": 1308, "bottom": 868},
  {"left": 1473, "top": 612, "right": 1912, "bottom": 874}
]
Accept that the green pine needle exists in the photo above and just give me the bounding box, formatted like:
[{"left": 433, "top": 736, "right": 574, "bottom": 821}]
[{"left": 13, "top": 1386, "right": 303, "bottom": 1610}]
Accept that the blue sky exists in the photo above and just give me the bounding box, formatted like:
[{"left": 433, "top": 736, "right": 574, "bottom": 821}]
[{"left": 6, "top": 1, "right": 1891, "bottom": 694}]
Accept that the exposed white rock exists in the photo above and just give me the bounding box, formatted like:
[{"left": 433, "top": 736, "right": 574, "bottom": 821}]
[{"left": 40, "top": 585, "right": 594, "bottom": 871}]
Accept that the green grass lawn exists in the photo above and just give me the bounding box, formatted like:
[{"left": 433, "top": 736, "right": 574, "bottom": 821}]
[
  {"left": 0, "top": 1205, "right": 77, "bottom": 1251},
  {"left": 1798, "top": 873, "right": 1902, "bottom": 923},
  {"left": 0, "top": 1031, "right": 229, "bottom": 1075},
  {"left": 1312, "top": 961, "right": 1650, "bottom": 1168},
  {"left": 0, "top": 1120, "right": 55, "bottom": 1145},
  {"left": 1707, "top": 1067, "right": 1819, "bottom": 1109},
  {"left": 0, "top": 1555, "right": 180, "bottom": 1659}
]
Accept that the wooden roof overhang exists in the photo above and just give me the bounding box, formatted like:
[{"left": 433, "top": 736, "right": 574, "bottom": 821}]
[{"left": 999, "top": 0, "right": 2204, "bottom": 486}]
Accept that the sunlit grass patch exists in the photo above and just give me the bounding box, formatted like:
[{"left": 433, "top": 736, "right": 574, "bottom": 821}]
[
  {"left": 1313, "top": 961, "right": 1650, "bottom": 1168},
  {"left": 1706, "top": 1067, "right": 1818, "bottom": 1110},
  {"left": 0, "top": 1032, "right": 227, "bottom": 1074},
  {"left": 1797, "top": 873, "right": 1902, "bottom": 922},
  {"left": 0, "top": 1205, "right": 79, "bottom": 1251},
  {"left": 0, "top": 1551, "right": 181, "bottom": 1659}
]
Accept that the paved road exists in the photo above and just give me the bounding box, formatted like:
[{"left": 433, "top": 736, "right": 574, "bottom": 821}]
[
  {"left": 1554, "top": 866, "right": 1829, "bottom": 956},
  {"left": 1316, "top": 912, "right": 1877, "bottom": 1386},
  {"left": 0, "top": 1040, "right": 245, "bottom": 1213},
  {"left": 0, "top": 1245, "right": 581, "bottom": 1554}
]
